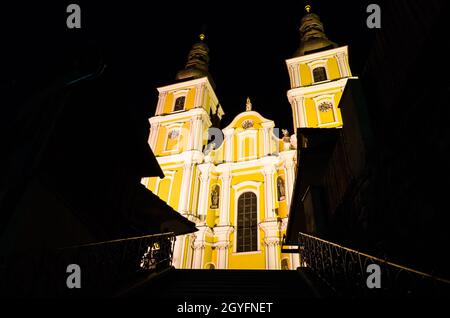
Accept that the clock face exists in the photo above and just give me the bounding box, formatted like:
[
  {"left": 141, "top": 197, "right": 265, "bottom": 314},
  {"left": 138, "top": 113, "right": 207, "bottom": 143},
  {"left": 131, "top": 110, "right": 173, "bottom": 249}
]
[{"left": 318, "top": 101, "right": 333, "bottom": 113}]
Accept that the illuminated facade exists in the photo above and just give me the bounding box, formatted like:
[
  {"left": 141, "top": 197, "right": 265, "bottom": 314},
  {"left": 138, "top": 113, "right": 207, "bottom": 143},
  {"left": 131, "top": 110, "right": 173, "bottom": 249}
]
[
  {"left": 143, "top": 6, "right": 353, "bottom": 270},
  {"left": 286, "top": 5, "right": 354, "bottom": 130}
]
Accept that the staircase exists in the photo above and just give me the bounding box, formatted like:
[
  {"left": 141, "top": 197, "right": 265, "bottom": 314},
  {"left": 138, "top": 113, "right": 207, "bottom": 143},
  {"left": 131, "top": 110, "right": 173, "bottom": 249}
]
[{"left": 124, "top": 268, "right": 331, "bottom": 301}]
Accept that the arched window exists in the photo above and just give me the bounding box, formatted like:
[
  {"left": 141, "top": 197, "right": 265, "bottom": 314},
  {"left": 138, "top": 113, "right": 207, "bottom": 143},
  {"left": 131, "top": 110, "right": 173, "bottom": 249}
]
[
  {"left": 277, "top": 177, "right": 286, "bottom": 201},
  {"left": 313, "top": 67, "right": 327, "bottom": 82},
  {"left": 237, "top": 192, "right": 258, "bottom": 253},
  {"left": 174, "top": 96, "right": 186, "bottom": 111}
]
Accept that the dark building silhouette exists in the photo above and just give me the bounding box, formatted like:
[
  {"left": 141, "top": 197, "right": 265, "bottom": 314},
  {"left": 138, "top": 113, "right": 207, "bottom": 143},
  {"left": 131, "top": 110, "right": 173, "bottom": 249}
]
[
  {"left": 286, "top": 0, "right": 450, "bottom": 278},
  {"left": 0, "top": 45, "right": 196, "bottom": 254}
]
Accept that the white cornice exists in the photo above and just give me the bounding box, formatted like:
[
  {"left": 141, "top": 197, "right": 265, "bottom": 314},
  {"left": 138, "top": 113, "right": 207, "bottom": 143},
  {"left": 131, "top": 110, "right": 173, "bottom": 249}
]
[
  {"left": 223, "top": 110, "right": 274, "bottom": 131},
  {"left": 157, "top": 77, "right": 209, "bottom": 93},
  {"left": 149, "top": 107, "right": 212, "bottom": 127},
  {"left": 232, "top": 180, "right": 261, "bottom": 191},
  {"left": 287, "top": 77, "right": 356, "bottom": 98},
  {"left": 285, "top": 46, "right": 349, "bottom": 66},
  {"left": 156, "top": 150, "right": 205, "bottom": 165},
  {"left": 157, "top": 77, "right": 221, "bottom": 116},
  {"left": 215, "top": 156, "right": 280, "bottom": 172}
]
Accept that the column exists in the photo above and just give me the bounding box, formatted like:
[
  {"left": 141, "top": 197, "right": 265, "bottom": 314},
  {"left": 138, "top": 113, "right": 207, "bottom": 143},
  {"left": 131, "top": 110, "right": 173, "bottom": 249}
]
[
  {"left": 148, "top": 120, "right": 160, "bottom": 151},
  {"left": 219, "top": 169, "right": 232, "bottom": 225},
  {"left": 192, "top": 226, "right": 209, "bottom": 269},
  {"left": 291, "top": 253, "right": 301, "bottom": 270},
  {"left": 192, "top": 243, "right": 205, "bottom": 269},
  {"left": 214, "top": 226, "right": 234, "bottom": 269},
  {"left": 194, "top": 83, "right": 205, "bottom": 108},
  {"left": 263, "top": 165, "right": 276, "bottom": 220},
  {"left": 259, "top": 221, "right": 281, "bottom": 270},
  {"left": 265, "top": 239, "right": 280, "bottom": 270},
  {"left": 293, "top": 63, "right": 301, "bottom": 87},
  {"left": 284, "top": 157, "right": 295, "bottom": 208},
  {"left": 261, "top": 122, "right": 273, "bottom": 156},
  {"left": 178, "top": 157, "right": 193, "bottom": 213},
  {"left": 288, "top": 65, "right": 295, "bottom": 88},
  {"left": 197, "top": 164, "right": 212, "bottom": 222},
  {"left": 173, "top": 235, "right": 186, "bottom": 268},
  {"left": 223, "top": 128, "right": 234, "bottom": 162},
  {"left": 295, "top": 96, "right": 306, "bottom": 128},
  {"left": 187, "top": 115, "right": 203, "bottom": 151},
  {"left": 289, "top": 96, "right": 299, "bottom": 130},
  {"left": 187, "top": 118, "right": 195, "bottom": 150},
  {"left": 185, "top": 234, "right": 196, "bottom": 269},
  {"left": 156, "top": 92, "right": 167, "bottom": 115},
  {"left": 336, "top": 52, "right": 350, "bottom": 78},
  {"left": 194, "top": 115, "right": 204, "bottom": 151}
]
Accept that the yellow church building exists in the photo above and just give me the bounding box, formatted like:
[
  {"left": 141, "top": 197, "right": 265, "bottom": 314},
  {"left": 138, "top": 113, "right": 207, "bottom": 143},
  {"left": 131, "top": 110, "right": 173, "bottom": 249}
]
[{"left": 142, "top": 5, "right": 354, "bottom": 270}]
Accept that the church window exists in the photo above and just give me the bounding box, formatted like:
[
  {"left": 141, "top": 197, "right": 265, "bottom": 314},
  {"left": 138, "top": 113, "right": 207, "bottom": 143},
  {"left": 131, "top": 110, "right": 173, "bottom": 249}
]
[
  {"left": 174, "top": 96, "right": 186, "bottom": 111},
  {"left": 237, "top": 192, "right": 258, "bottom": 253},
  {"left": 313, "top": 67, "right": 327, "bottom": 82}
]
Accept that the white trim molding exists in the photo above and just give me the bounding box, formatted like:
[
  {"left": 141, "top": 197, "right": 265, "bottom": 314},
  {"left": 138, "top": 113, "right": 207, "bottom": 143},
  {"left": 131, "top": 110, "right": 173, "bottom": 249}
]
[
  {"left": 307, "top": 59, "right": 329, "bottom": 84},
  {"left": 163, "top": 122, "right": 184, "bottom": 154},
  {"left": 237, "top": 129, "right": 258, "bottom": 161},
  {"left": 172, "top": 89, "right": 189, "bottom": 112},
  {"left": 313, "top": 94, "right": 340, "bottom": 127}
]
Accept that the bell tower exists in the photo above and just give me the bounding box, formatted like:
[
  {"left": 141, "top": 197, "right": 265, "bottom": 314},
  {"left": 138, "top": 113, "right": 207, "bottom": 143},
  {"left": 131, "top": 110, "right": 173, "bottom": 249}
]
[
  {"left": 148, "top": 34, "right": 224, "bottom": 157},
  {"left": 144, "top": 34, "right": 225, "bottom": 268},
  {"left": 286, "top": 4, "right": 354, "bottom": 130},
  {"left": 146, "top": 33, "right": 224, "bottom": 214}
]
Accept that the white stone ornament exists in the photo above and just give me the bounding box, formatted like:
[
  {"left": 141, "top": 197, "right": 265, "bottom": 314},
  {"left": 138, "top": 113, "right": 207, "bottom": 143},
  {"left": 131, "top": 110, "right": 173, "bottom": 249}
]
[{"left": 242, "top": 120, "right": 254, "bottom": 129}]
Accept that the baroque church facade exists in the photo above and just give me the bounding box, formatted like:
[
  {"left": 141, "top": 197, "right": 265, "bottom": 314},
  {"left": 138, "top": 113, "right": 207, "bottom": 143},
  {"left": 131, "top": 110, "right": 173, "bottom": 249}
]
[{"left": 142, "top": 5, "right": 353, "bottom": 270}]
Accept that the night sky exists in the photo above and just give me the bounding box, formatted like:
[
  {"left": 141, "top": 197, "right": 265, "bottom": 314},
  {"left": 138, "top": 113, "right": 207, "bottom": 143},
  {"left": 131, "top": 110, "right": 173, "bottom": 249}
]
[{"left": 3, "top": 0, "right": 381, "bottom": 133}]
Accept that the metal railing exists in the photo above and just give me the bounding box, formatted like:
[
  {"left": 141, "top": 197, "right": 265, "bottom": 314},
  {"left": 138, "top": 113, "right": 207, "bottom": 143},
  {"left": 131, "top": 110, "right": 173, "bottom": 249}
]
[
  {"left": 0, "top": 232, "right": 175, "bottom": 297},
  {"left": 298, "top": 232, "right": 450, "bottom": 297}
]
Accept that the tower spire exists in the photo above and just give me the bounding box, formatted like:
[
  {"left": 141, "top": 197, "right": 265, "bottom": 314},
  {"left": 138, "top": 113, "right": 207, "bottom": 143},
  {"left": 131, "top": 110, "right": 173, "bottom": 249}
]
[
  {"left": 293, "top": 2, "right": 338, "bottom": 57},
  {"left": 176, "top": 31, "right": 215, "bottom": 87}
]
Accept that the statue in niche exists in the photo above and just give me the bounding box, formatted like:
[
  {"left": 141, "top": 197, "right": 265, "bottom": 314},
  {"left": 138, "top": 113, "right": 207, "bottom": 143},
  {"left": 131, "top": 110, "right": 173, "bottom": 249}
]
[
  {"left": 210, "top": 185, "right": 220, "bottom": 209},
  {"left": 277, "top": 177, "right": 286, "bottom": 201}
]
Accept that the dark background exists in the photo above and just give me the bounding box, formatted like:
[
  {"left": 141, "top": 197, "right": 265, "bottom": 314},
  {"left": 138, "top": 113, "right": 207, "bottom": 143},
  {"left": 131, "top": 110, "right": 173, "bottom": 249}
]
[
  {"left": 2, "top": 0, "right": 380, "bottom": 131},
  {"left": 2, "top": 0, "right": 450, "bottom": 284}
]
